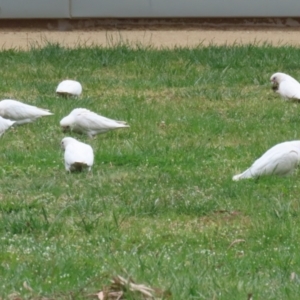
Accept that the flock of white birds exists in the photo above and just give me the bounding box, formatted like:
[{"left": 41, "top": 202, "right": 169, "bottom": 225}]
[
  {"left": 0, "top": 73, "right": 300, "bottom": 179},
  {"left": 0, "top": 79, "right": 130, "bottom": 172},
  {"left": 233, "top": 72, "right": 300, "bottom": 181}
]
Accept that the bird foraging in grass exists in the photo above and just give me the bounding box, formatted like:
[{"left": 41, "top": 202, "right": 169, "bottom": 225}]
[
  {"left": 60, "top": 108, "right": 130, "bottom": 138},
  {"left": 61, "top": 137, "right": 94, "bottom": 172},
  {"left": 0, "top": 99, "right": 53, "bottom": 125},
  {"left": 232, "top": 140, "right": 300, "bottom": 181},
  {"left": 0, "top": 116, "right": 15, "bottom": 137},
  {"left": 56, "top": 80, "right": 82, "bottom": 97},
  {"left": 270, "top": 72, "right": 300, "bottom": 100}
]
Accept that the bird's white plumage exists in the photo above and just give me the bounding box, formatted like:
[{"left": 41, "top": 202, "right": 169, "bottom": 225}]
[
  {"left": 0, "top": 116, "right": 15, "bottom": 137},
  {"left": 270, "top": 72, "right": 300, "bottom": 100},
  {"left": 60, "top": 108, "right": 130, "bottom": 138},
  {"left": 61, "top": 137, "right": 94, "bottom": 172},
  {"left": 0, "top": 99, "right": 53, "bottom": 125},
  {"left": 233, "top": 140, "right": 300, "bottom": 181},
  {"left": 56, "top": 80, "right": 82, "bottom": 96}
]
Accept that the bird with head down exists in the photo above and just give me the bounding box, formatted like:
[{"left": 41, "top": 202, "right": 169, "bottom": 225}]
[
  {"left": 60, "top": 108, "right": 130, "bottom": 138},
  {"left": 270, "top": 72, "right": 300, "bottom": 100},
  {"left": 0, "top": 99, "right": 53, "bottom": 125},
  {"left": 232, "top": 140, "right": 300, "bottom": 181},
  {"left": 61, "top": 137, "right": 94, "bottom": 172},
  {"left": 56, "top": 80, "right": 82, "bottom": 97}
]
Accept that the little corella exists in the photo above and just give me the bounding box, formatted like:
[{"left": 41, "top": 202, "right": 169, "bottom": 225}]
[
  {"left": 233, "top": 140, "right": 300, "bottom": 181},
  {"left": 56, "top": 80, "right": 82, "bottom": 96},
  {"left": 0, "top": 99, "right": 53, "bottom": 125},
  {"left": 60, "top": 108, "right": 129, "bottom": 138},
  {"left": 61, "top": 137, "right": 94, "bottom": 172},
  {"left": 270, "top": 72, "right": 300, "bottom": 100}
]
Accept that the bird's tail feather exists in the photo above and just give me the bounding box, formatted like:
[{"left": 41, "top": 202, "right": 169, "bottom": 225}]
[
  {"left": 232, "top": 169, "right": 253, "bottom": 181},
  {"left": 116, "top": 121, "right": 128, "bottom": 125},
  {"left": 116, "top": 124, "right": 130, "bottom": 128}
]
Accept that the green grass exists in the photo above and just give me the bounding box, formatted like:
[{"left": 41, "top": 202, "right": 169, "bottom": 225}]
[{"left": 1, "top": 41, "right": 300, "bottom": 299}]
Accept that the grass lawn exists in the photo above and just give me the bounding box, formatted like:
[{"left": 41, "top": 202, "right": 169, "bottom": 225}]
[{"left": 1, "top": 42, "right": 300, "bottom": 299}]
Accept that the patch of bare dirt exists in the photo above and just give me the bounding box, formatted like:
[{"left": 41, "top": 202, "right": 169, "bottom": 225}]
[{"left": 0, "top": 18, "right": 299, "bottom": 49}]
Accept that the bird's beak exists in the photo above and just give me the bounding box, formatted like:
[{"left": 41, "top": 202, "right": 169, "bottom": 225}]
[{"left": 271, "top": 79, "right": 278, "bottom": 91}]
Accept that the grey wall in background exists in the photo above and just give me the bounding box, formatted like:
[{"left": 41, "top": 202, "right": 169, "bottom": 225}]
[
  {"left": 0, "top": 0, "right": 69, "bottom": 18},
  {"left": 0, "top": 0, "right": 299, "bottom": 19},
  {"left": 71, "top": 0, "right": 300, "bottom": 18}
]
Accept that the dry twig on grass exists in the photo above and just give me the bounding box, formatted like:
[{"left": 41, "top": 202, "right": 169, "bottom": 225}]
[{"left": 92, "top": 275, "right": 170, "bottom": 300}]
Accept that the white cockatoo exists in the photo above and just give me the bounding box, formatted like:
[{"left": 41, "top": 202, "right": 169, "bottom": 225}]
[
  {"left": 233, "top": 140, "right": 300, "bottom": 181},
  {"left": 61, "top": 137, "right": 94, "bottom": 172},
  {"left": 0, "top": 99, "right": 53, "bottom": 125},
  {"left": 0, "top": 116, "right": 15, "bottom": 137},
  {"left": 60, "top": 108, "right": 130, "bottom": 138},
  {"left": 270, "top": 72, "right": 300, "bottom": 100},
  {"left": 56, "top": 80, "right": 82, "bottom": 96}
]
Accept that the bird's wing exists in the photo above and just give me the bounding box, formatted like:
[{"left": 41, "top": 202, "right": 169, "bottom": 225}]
[
  {"left": 250, "top": 144, "right": 300, "bottom": 176},
  {"left": 0, "top": 120, "right": 6, "bottom": 132},
  {"left": 0, "top": 119, "right": 12, "bottom": 136},
  {"left": 0, "top": 117, "right": 14, "bottom": 132},
  {"left": 233, "top": 141, "right": 300, "bottom": 180},
  {"left": 56, "top": 81, "right": 82, "bottom": 95},
  {"left": 279, "top": 81, "right": 300, "bottom": 99},
  {"left": 75, "top": 111, "right": 129, "bottom": 132},
  {"left": 65, "top": 142, "right": 94, "bottom": 166},
  {"left": 84, "top": 145, "right": 94, "bottom": 166},
  {"left": 1, "top": 102, "right": 52, "bottom": 120}
]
